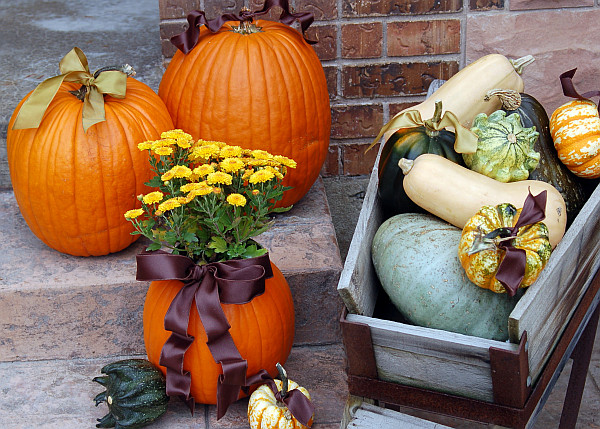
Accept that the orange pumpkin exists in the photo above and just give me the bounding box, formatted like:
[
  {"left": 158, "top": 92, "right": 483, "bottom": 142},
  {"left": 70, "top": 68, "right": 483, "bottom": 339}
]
[
  {"left": 143, "top": 261, "right": 295, "bottom": 405},
  {"left": 550, "top": 99, "right": 600, "bottom": 178},
  {"left": 158, "top": 20, "right": 331, "bottom": 207},
  {"left": 7, "top": 79, "right": 174, "bottom": 256}
]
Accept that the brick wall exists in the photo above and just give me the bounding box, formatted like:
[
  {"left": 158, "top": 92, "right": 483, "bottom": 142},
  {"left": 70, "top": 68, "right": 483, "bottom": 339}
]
[{"left": 158, "top": 0, "right": 600, "bottom": 178}]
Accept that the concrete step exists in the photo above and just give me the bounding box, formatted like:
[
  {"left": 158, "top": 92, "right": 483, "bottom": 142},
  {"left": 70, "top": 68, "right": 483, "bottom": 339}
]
[
  {"left": 0, "top": 343, "right": 348, "bottom": 428},
  {"left": 0, "top": 178, "right": 344, "bottom": 362}
]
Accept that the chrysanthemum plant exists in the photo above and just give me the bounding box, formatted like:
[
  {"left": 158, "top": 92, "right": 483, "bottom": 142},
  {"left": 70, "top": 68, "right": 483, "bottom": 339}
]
[{"left": 124, "top": 130, "right": 295, "bottom": 263}]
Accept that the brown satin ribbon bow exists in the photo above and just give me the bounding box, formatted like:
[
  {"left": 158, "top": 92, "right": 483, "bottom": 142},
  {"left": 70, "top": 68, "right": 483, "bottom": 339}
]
[
  {"left": 171, "top": 0, "right": 315, "bottom": 54},
  {"left": 493, "top": 190, "right": 547, "bottom": 297},
  {"left": 559, "top": 68, "right": 600, "bottom": 111},
  {"left": 136, "top": 250, "right": 273, "bottom": 419}
]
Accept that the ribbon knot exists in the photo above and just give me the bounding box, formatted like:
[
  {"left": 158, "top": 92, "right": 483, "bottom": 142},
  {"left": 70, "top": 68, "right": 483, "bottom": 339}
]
[{"left": 12, "top": 47, "right": 132, "bottom": 132}]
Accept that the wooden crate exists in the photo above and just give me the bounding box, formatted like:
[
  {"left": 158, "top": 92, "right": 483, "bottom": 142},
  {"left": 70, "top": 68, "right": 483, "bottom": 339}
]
[{"left": 337, "top": 149, "right": 600, "bottom": 424}]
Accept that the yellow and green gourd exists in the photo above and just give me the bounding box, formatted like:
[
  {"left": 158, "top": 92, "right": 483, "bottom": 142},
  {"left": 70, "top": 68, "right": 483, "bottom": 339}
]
[
  {"left": 458, "top": 202, "right": 552, "bottom": 294},
  {"left": 464, "top": 110, "right": 540, "bottom": 182}
]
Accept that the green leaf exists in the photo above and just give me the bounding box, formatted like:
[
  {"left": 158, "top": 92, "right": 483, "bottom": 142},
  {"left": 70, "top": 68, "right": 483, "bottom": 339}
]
[
  {"left": 208, "top": 236, "right": 228, "bottom": 253},
  {"left": 145, "top": 176, "right": 163, "bottom": 188},
  {"left": 146, "top": 242, "right": 162, "bottom": 251},
  {"left": 242, "top": 244, "right": 268, "bottom": 259},
  {"left": 272, "top": 205, "right": 293, "bottom": 213},
  {"left": 182, "top": 231, "right": 198, "bottom": 243}
]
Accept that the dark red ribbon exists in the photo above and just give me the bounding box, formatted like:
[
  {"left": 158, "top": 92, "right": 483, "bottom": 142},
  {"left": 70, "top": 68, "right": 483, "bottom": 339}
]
[
  {"left": 559, "top": 68, "right": 600, "bottom": 111},
  {"left": 494, "top": 190, "right": 547, "bottom": 297},
  {"left": 172, "top": 0, "right": 315, "bottom": 54},
  {"left": 135, "top": 250, "right": 314, "bottom": 425}
]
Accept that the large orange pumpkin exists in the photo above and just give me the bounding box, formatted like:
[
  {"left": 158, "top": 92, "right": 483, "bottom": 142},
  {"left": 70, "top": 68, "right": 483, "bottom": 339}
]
[
  {"left": 7, "top": 79, "right": 174, "bottom": 256},
  {"left": 158, "top": 19, "right": 331, "bottom": 207},
  {"left": 550, "top": 99, "right": 600, "bottom": 179},
  {"left": 143, "top": 261, "right": 295, "bottom": 405}
]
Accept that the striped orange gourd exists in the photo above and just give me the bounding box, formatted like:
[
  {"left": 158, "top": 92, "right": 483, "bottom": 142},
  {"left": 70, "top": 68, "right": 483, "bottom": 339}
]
[{"left": 550, "top": 99, "right": 600, "bottom": 179}]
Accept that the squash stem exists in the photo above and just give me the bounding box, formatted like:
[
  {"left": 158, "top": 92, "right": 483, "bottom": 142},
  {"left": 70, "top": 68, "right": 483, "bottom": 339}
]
[
  {"left": 485, "top": 89, "right": 522, "bottom": 110},
  {"left": 398, "top": 158, "right": 414, "bottom": 175},
  {"left": 509, "top": 55, "right": 535, "bottom": 75},
  {"left": 424, "top": 100, "right": 443, "bottom": 137},
  {"left": 276, "top": 362, "right": 289, "bottom": 403}
]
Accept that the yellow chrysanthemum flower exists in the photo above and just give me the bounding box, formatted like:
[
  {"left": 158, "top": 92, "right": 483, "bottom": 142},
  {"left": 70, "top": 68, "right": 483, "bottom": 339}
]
[
  {"left": 142, "top": 191, "right": 164, "bottom": 205},
  {"left": 162, "top": 129, "right": 192, "bottom": 141},
  {"left": 241, "top": 168, "right": 254, "bottom": 180},
  {"left": 161, "top": 170, "right": 175, "bottom": 182},
  {"left": 206, "top": 171, "right": 233, "bottom": 186},
  {"left": 220, "top": 157, "right": 245, "bottom": 173},
  {"left": 137, "top": 141, "right": 154, "bottom": 151},
  {"left": 193, "top": 164, "right": 215, "bottom": 177},
  {"left": 157, "top": 198, "right": 182, "bottom": 212},
  {"left": 180, "top": 182, "right": 203, "bottom": 193},
  {"left": 190, "top": 142, "right": 220, "bottom": 160},
  {"left": 265, "top": 166, "right": 284, "bottom": 180},
  {"left": 226, "top": 193, "right": 247, "bottom": 207},
  {"left": 251, "top": 149, "right": 272, "bottom": 160},
  {"left": 252, "top": 189, "right": 260, "bottom": 196},
  {"left": 171, "top": 165, "right": 193, "bottom": 178},
  {"left": 154, "top": 146, "right": 173, "bottom": 157},
  {"left": 124, "top": 208, "right": 144, "bottom": 219},
  {"left": 273, "top": 155, "right": 297, "bottom": 168},
  {"left": 249, "top": 169, "right": 275, "bottom": 184},
  {"left": 246, "top": 159, "right": 269, "bottom": 167},
  {"left": 220, "top": 145, "right": 243, "bottom": 158},
  {"left": 188, "top": 185, "right": 213, "bottom": 197}
]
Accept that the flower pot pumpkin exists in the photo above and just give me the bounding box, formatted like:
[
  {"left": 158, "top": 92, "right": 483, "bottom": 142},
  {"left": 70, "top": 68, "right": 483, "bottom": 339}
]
[
  {"left": 158, "top": 2, "right": 330, "bottom": 208},
  {"left": 7, "top": 47, "right": 174, "bottom": 256},
  {"left": 126, "top": 130, "right": 296, "bottom": 418}
]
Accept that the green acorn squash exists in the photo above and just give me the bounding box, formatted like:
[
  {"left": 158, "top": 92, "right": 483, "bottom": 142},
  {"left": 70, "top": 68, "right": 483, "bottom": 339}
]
[
  {"left": 464, "top": 110, "right": 540, "bottom": 182},
  {"left": 93, "top": 359, "right": 169, "bottom": 429},
  {"left": 371, "top": 213, "right": 522, "bottom": 341},
  {"left": 486, "top": 89, "right": 587, "bottom": 221},
  {"left": 378, "top": 102, "right": 465, "bottom": 215}
]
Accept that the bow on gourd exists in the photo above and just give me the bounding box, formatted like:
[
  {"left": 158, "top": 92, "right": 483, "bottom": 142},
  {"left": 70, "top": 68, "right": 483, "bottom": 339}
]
[
  {"left": 12, "top": 47, "right": 134, "bottom": 132},
  {"left": 559, "top": 68, "right": 600, "bottom": 112}
]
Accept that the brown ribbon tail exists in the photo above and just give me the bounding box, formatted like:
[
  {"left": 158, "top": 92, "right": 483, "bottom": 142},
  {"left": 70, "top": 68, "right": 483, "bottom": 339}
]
[
  {"left": 171, "top": 0, "right": 316, "bottom": 54},
  {"left": 560, "top": 68, "right": 600, "bottom": 111}
]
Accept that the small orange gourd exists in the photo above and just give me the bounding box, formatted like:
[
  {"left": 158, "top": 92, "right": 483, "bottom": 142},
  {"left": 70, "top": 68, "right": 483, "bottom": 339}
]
[
  {"left": 143, "top": 261, "right": 295, "bottom": 405},
  {"left": 550, "top": 99, "right": 600, "bottom": 179}
]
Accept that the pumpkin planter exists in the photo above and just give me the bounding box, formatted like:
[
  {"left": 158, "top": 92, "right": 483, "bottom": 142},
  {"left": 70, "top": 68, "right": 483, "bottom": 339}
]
[
  {"left": 7, "top": 48, "right": 174, "bottom": 256},
  {"left": 159, "top": 10, "right": 331, "bottom": 208},
  {"left": 143, "top": 259, "right": 295, "bottom": 406}
]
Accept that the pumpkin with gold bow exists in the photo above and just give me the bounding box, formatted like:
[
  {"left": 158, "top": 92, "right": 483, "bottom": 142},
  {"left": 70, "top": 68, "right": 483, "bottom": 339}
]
[{"left": 7, "top": 47, "right": 174, "bottom": 256}]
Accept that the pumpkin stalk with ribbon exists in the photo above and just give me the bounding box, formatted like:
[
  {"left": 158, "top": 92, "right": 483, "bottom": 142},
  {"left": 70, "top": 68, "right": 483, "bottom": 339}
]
[
  {"left": 125, "top": 130, "right": 303, "bottom": 419},
  {"left": 7, "top": 47, "right": 174, "bottom": 257}
]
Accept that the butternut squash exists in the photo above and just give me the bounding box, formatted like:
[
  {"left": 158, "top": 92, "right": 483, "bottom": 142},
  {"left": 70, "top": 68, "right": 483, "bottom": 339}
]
[
  {"left": 382, "top": 54, "right": 534, "bottom": 143},
  {"left": 397, "top": 154, "right": 567, "bottom": 248}
]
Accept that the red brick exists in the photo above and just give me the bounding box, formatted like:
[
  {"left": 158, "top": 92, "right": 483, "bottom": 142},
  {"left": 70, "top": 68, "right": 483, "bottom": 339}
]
[
  {"left": 341, "top": 23, "right": 383, "bottom": 59},
  {"left": 469, "top": 0, "right": 504, "bottom": 10},
  {"left": 341, "top": 62, "right": 459, "bottom": 98},
  {"left": 342, "top": 143, "right": 380, "bottom": 175},
  {"left": 323, "top": 66, "right": 338, "bottom": 99},
  {"left": 389, "top": 101, "right": 421, "bottom": 117},
  {"left": 159, "top": 0, "right": 201, "bottom": 19},
  {"left": 510, "top": 0, "right": 591, "bottom": 9},
  {"left": 296, "top": 0, "right": 338, "bottom": 20},
  {"left": 331, "top": 105, "right": 384, "bottom": 139},
  {"left": 308, "top": 25, "right": 337, "bottom": 61},
  {"left": 342, "top": 0, "right": 462, "bottom": 16},
  {"left": 160, "top": 20, "right": 187, "bottom": 39},
  {"left": 322, "top": 144, "right": 341, "bottom": 176},
  {"left": 388, "top": 20, "right": 460, "bottom": 56}
]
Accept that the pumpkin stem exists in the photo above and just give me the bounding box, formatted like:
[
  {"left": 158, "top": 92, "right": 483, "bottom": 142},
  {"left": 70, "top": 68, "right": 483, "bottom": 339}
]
[
  {"left": 485, "top": 89, "right": 522, "bottom": 110},
  {"left": 68, "top": 64, "right": 136, "bottom": 101},
  {"left": 276, "top": 362, "right": 289, "bottom": 400},
  {"left": 423, "top": 100, "right": 443, "bottom": 137},
  {"left": 398, "top": 158, "right": 414, "bottom": 175},
  {"left": 509, "top": 55, "right": 535, "bottom": 75}
]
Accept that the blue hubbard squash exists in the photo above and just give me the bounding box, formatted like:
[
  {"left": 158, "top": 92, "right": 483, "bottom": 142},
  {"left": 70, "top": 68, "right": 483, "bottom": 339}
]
[{"left": 371, "top": 213, "right": 522, "bottom": 341}]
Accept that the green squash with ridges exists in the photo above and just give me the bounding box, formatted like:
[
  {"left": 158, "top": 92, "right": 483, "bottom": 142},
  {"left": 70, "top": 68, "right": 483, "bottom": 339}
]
[{"left": 93, "top": 359, "right": 169, "bottom": 429}]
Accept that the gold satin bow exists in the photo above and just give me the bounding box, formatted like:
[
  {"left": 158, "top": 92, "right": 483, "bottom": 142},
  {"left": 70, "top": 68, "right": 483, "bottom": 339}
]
[
  {"left": 12, "top": 47, "right": 133, "bottom": 132},
  {"left": 367, "top": 101, "right": 478, "bottom": 154}
]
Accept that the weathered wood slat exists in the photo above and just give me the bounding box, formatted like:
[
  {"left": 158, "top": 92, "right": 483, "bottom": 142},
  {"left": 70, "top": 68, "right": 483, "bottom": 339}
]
[
  {"left": 509, "top": 183, "right": 600, "bottom": 382},
  {"left": 347, "top": 402, "right": 452, "bottom": 429},
  {"left": 337, "top": 156, "right": 383, "bottom": 316}
]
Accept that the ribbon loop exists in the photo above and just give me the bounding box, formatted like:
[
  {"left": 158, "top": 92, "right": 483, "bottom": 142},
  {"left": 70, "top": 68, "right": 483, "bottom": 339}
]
[
  {"left": 12, "top": 47, "right": 130, "bottom": 132},
  {"left": 136, "top": 250, "right": 273, "bottom": 418},
  {"left": 559, "top": 68, "right": 600, "bottom": 111},
  {"left": 171, "top": 0, "right": 315, "bottom": 54}
]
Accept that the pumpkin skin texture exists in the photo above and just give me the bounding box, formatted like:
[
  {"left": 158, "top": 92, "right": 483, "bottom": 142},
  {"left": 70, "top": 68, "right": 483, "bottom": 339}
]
[
  {"left": 371, "top": 213, "right": 522, "bottom": 341},
  {"left": 492, "top": 90, "right": 587, "bottom": 222},
  {"left": 550, "top": 99, "right": 600, "bottom": 179},
  {"left": 143, "top": 262, "right": 295, "bottom": 405},
  {"left": 378, "top": 126, "right": 464, "bottom": 215},
  {"left": 7, "top": 79, "right": 174, "bottom": 256},
  {"left": 458, "top": 203, "right": 552, "bottom": 294},
  {"left": 159, "top": 20, "right": 331, "bottom": 208},
  {"left": 93, "top": 359, "right": 169, "bottom": 429},
  {"left": 248, "top": 379, "right": 313, "bottom": 429},
  {"left": 464, "top": 110, "right": 540, "bottom": 182}
]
